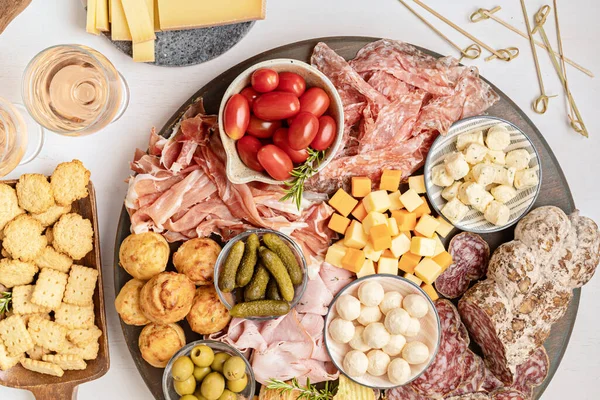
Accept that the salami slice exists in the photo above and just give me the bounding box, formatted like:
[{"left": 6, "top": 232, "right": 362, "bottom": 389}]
[
  {"left": 386, "top": 385, "right": 431, "bottom": 400},
  {"left": 510, "top": 347, "right": 549, "bottom": 397},
  {"left": 446, "top": 393, "right": 491, "bottom": 400},
  {"left": 481, "top": 364, "right": 504, "bottom": 392},
  {"left": 451, "top": 350, "right": 486, "bottom": 396},
  {"left": 490, "top": 388, "right": 527, "bottom": 400},
  {"left": 436, "top": 233, "right": 490, "bottom": 299}
]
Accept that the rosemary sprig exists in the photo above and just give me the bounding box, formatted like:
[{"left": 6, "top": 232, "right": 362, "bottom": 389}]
[
  {"left": 280, "top": 149, "right": 327, "bottom": 210},
  {"left": 0, "top": 291, "right": 12, "bottom": 316},
  {"left": 266, "top": 377, "right": 337, "bottom": 400}
]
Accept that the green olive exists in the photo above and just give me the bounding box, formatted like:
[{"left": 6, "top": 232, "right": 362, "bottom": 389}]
[
  {"left": 172, "top": 356, "right": 195, "bottom": 382},
  {"left": 200, "top": 372, "right": 225, "bottom": 400},
  {"left": 217, "top": 389, "right": 237, "bottom": 400},
  {"left": 193, "top": 366, "right": 212, "bottom": 382},
  {"left": 174, "top": 375, "right": 197, "bottom": 396},
  {"left": 226, "top": 374, "right": 248, "bottom": 393},
  {"left": 180, "top": 396, "right": 198, "bottom": 400},
  {"left": 193, "top": 388, "right": 209, "bottom": 400},
  {"left": 190, "top": 345, "right": 215, "bottom": 368},
  {"left": 222, "top": 356, "right": 246, "bottom": 381},
  {"left": 210, "top": 353, "right": 230, "bottom": 373}
]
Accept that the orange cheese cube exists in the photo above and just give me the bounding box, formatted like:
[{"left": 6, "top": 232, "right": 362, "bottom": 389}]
[
  {"left": 410, "top": 237, "right": 437, "bottom": 257},
  {"left": 328, "top": 213, "right": 350, "bottom": 234},
  {"left": 421, "top": 283, "right": 439, "bottom": 301},
  {"left": 414, "top": 214, "right": 440, "bottom": 238},
  {"left": 433, "top": 251, "right": 453, "bottom": 270},
  {"left": 413, "top": 196, "right": 431, "bottom": 218},
  {"left": 329, "top": 188, "right": 358, "bottom": 217},
  {"left": 408, "top": 175, "right": 426, "bottom": 194},
  {"left": 363, "top": 190, "right": 391, "bottom": 213},
  {"left": 352, "top": 177, "right": 372, "bottom": 197},
  {"left": 414, "top": 258, "right": 443, "bottom": 285},
  {"left": 403, "top": 273, "right": 423, "bottom": 286},
  {"left": 351, "top": 202, "right": 368, "bottom": 222},
  {"left": 370, "top": 224, "right": 392, "bottom": 251},
  {"left": 399, "top": 189, "right": 423, "bottom": 212},
  {"left": 435, "top": 216, "right": 454, "bottom": 238},
  {"left": 341, "top": 248, "right": 365, "bottom": 273},
  {"left": 398, "top": 252, "right": 421, "bottom": 274},
  {"left": 344, "top": 220, "right": 368, "bottom": 249},
  {"left": 363, "top": 211, "right": 388, "bottom": 235},
  {"left": 380, "top": 169, "right": 402, "bottom": 191},
  {"left": 391, "top": 210, "right": 417, "bottom": 231},
  {"left": 388, "top": 190, "right": 404, "bottom": 211}
]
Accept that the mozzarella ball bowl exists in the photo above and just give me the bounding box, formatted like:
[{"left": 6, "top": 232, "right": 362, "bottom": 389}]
[
  {"left": 324, "top": 275, "right": 441, "bottom": 389},
  {"left": 424, "top": 116, "right": 541, "bottom": 234}
]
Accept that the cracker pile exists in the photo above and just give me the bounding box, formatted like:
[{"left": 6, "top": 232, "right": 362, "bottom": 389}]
[{"left": 0, "top": 160, "right": 101, "bottom": 377}]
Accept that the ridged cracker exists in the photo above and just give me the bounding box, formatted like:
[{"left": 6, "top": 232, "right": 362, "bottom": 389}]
[
  {"left": 15, "top": 174, "right": 55, "bottom": 213},
  {"left": 43, "top": 354, "right": 87, "bottom": 370},
  {"left": 66, "top": 326, "right": 102, "bottom": 347},
  {"left": 31, "top": 268, "right": 68, "bottom": 310},
  {"left": 52, "top": 213, "right": 93, "bottom": 260},
  {"left": 59, "top": 339, "right": 99, "bottom": 360},
  {"left": 34, "top": 246, "right": 72, "bottom": 273},
  {"left": 63, "top": 264, "right": 98, "bottom": 306},
  {"left": 0, "top": 183, "right": 24, "bottom": 232},
  {"left": 54, "top": 303, "right": 94, "bottom": 329},
  {"left": 0, "top": 258, "right": 38, "bottom": 288},
  {"left": 2, "top": 215, "right": 47, "bottom": 261},
  {"left": 20, "top": 358, "right": 64, "bottom": 377},
  {"left": 26, "top": 345, "right": 50, "bottom": 361},
  {"left": 31, "top": 203, "right": 71, "bottom": 227},
  {"left": 28, "top": 316, "right": 68, "bottom": 352},
  {"left": 11, "top": 286, "right": 51, "bottom": 315},
  {"left": 50, "top": 160, "right": 90, "bottom": 206},
  {"left": 0, "top": 338, "right": 23, "bottom": 371},
  {"left": 0, "top": 315, "right": 34, "bottom": 356}
]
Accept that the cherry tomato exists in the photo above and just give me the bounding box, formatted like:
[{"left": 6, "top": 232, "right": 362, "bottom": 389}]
[
  {"left": 252, "top": 92, "right": 300, "bottom": 121},
  {"left": 236, "top": 136, "right": 264, "bottom": 172},
  {"left": 288, "top": 112, "right": 319, "bottom": 150},
  {"left": 276, "top": 72, "right": 306, "bottom": 97},
  {"left": 251, "top": 68, "right": 279, "bottom": 93},
  {"left": 240, "top": 86, "right": 260, "bottom": 108},
  {"left": 299, "top": 87, "right": 330, "bottom": 117},
  {"left": 246, "top": 115, "right": 281, "bottom": 139},
  {"left": 223, "top": 94, "right": 250, "bottom": 140},
  {"left": 311, "top": 115, "right": 337, "bottom": 150},
  {"left": 257, "top": 144, "right": 294, "bottom": 181},
  {"left": 273, "top": 128, "right": 309, "bottom": 164}
]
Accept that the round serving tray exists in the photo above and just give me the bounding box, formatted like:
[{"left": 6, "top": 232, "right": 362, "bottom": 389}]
[{"left": 114, "top": 36, "right": 578, "bottom": 399}]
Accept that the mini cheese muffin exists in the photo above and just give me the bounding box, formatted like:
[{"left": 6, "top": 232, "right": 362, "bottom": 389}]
[
  {"left": 172, "top": 237, "right": 221, "bottom": 285},
  {"left": 31, "top": 203, "right": 71, "bottom": 227},
  {"left": 140, "top": 272, "right": 195, "bottom": 324},
  {"left": 0, "top": 184, "right": 24, "bottom": 232},
  {"left": 119, "top": 232, "right": 169, "bottom": 280},
  {"left": 2, "top": 215, "right": 47, "bottom": 261},
  {"left": 52, "top": 213, "right": 94, "bottom": 260},
  {"left": 15, "top": 174, "right": 55, "bottom": 213},
  {"left": 115, "top": 279, "right": 150, "bottom": 326},
  {"left": 186, "top": 285, "right": 231, "bottom": 335},
  {"left": 138, "top": 323, "right": 185, "bottom": 368},
  {"left": 50, "top": 160, "right": 90, "bottom": 206}
]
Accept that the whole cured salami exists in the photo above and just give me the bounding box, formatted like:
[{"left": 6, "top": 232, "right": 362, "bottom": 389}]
[{"left": 435, "top": 233, "right": 490, "bottom": 299}]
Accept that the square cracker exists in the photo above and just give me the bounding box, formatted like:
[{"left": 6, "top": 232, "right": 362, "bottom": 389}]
[
  {"left": 63, "top": 264, "right": 98, "bottom": 306},
  {"left": 0, "top": 338, "right": 23, "bottom": 371},
  {"left": 59, "top": 339, "right": 99, "bottom": 360},
  {"left": 54, "top": 303, "right": 94, "bottom": 329},
  {"left": 11, "top": 285, "right": 51, "bottom": 314},
  {"left": 34, "top": 246, "right": 72, "bottom": 273},
  {"left": 20, "top": 358, "right": 64, "bottom": 377},
  {"left": 0, "top": 315, "right": 34, "bottom": 356},
  {"left": 28, "top": 316, "right": 68, "bottom": 352},
  {"left": 0, "top": 259, "right": 38, "bottom": 288},
  {"left": 43, "top": 354, "right": 87, "bottom": 370},
  {"left": 27, "top": 345, "right": 50, "bottom": 361},
  {"left": 31, "top": 268, "right": 68, "bottom": 310},
  {"left": 66, "top": 326, "right": 102, "bottom": 347}
]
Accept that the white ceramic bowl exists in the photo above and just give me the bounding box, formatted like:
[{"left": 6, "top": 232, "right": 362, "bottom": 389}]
[
  {"left": 424, "top": 116, "right": 542, "bottom": 234},
  {"left": 218, "top": 58, "right": 344, "bottom": 184},
  {"left": 324, "top": 274, "right": 441, "bottom": 389}
]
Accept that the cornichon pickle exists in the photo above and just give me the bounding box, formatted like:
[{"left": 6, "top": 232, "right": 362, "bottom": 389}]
[
  {"left": 266, "top": 279, "right": 282, "bottom": 301},
  {"left": 243, "top": 263, "right": 270, "bottom": 301},
  {"left": 219, "top": 241, "right": 245, "bottom": 293},
  {"left": 230, "top": 300, "right": 290, "bottom": 318},
  {"left": 262, "top": 233, "right": 303, "bottom": 285},
  {"left": 258, "top": 246, "right": 294, "bottom": 301},
  {"left": 236, "top": 233, "right": 259, "bottom": 287}
]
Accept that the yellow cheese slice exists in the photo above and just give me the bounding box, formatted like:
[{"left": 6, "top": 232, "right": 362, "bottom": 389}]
[
  {"left": 86, "top": 0, "right": 100, "bottom": 35},
  {"left": 153, "top": 0, "right": 161, "bottom": 31},
  {"left": 95, "top": 0, "right": 110, "bottom": 31},
  {"left": 334, "top": 374, "right": 375, "bottom": 400},
  {"left": 158, "top": 0, "right": 265, "bottom": 31},
  {"left": 121, "top": 0, "right": 156, "bottom": 44},
  {"left": 133, "top": 40, "right": 155, "bottom": 62},
  {"left": 110, "top": 0, "right": 131, "bottom": 40},
  {"left": 108, "top": 0, "right": 112, "bottom": 23}
]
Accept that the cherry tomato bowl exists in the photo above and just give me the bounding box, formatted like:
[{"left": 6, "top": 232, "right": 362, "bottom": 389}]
[{"left": 218, "top": 58, "right": 344, "bottom": 184}]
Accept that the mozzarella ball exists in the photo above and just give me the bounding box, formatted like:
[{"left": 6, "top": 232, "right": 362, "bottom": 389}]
[
  {"left": 403, "top": 317, "right": 421, "bottom": 338},
  {"left": 486, "top": 125, "right": 511, "bottom": 150},
  {"left": 379, "top": 291, "right": 403, "bottom": 315},
  {"left": 357, "top": 305, "right": 383, "bottom": 326},
  {"left": 444, "top": 152, "right": 470, "bottom": 180},
  {"left": 382, "top": 334, "right": 406, "bottom": 356},
  {"left": 384, "top": 308, "right": 411, "bottom": 335},
  {"left": 388, "top": 358, "right": 412, "bottom": 385},
  {"left": 343, "top": 350, "right": 368, "bottom": 377},
  {"left": 363, "top": 322, "right": 391, "bottom": 349},
  {"left": 336, "top": 295, "right": 361, "bottom": 321},
  {"left": 431, "top": 165, "right": 454, "bottom": 187},
  {"left": 366, "top": 349, "right": 391, "bottom": 376},
  {"left": 402, "top": 294, "right": 429, "bottom": 318},
  {"left": 505, "top": 149, "right": 531, "bottom": 171},
  {"left": 358, "top": 281, "right": 385, "bottom": 307},
  {"left": 349, "top": 326, "right": 371, "bottom": 352},
  {"left": 402, "top": 341, "right": 430, "bottom": 364},
  {"left": 329, "top": 318, "right": 355, "bottom": 344}
]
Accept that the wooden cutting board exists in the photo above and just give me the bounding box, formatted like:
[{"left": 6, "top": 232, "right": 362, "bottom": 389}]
[{"left": 0, "top": 0, "right": 31, "bottom": 35}]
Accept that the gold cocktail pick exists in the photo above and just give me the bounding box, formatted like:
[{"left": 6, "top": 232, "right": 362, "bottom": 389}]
[
  {"left": 412, "top": 0, "right": 519, "bottom": 62},
  {"left": 470, "top": 6, "right": 593, "bottom": 77},
  {"left": 534, "top": 5, "right": 588, "bottom": 137},
  {"left": 398, "top": 0, "right": 481, "bottom": 61},
  {"left": 520, "top": 0, "right": 556, "bottom": 114}
]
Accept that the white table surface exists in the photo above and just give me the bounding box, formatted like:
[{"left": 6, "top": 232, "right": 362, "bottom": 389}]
[{"left": 1, "top": 0, "right": 598, "bottom": 398}]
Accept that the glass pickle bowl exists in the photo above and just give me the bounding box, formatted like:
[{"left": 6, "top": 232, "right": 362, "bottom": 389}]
[{"left": 214, "top": 228, "right": 308, "bottom": 320}]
